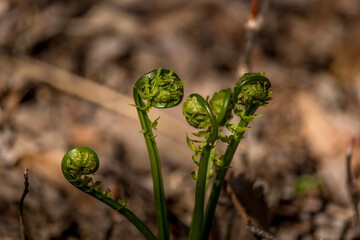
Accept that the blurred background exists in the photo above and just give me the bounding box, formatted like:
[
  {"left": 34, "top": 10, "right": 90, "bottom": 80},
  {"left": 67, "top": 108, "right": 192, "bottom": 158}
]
[{"left": 1, "top": 0, "right": 360, "bottom": 239}]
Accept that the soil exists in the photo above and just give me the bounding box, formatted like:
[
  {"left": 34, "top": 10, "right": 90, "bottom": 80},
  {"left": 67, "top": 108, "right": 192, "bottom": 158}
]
[{"left": 1, "top": 0, "right": 360, "bottom": 239}]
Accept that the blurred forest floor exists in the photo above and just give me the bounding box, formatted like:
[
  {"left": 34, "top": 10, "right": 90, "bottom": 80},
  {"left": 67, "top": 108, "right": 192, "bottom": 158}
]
[{"left": 1, "top": 0, "right": 360, "bottom": 239}]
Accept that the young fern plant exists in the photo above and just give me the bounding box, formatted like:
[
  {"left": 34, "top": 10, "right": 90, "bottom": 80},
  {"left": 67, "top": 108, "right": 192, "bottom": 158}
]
[
  {"left": 182, "top": 94, "right": 218, "bottom": 240},
  {"left": 61, "top": 69, "right": 272, "bottom": 240},
  {"left": 133, "top": 68, "right": 184, "bottom": 240},
  {"left": 61, "top": 147, "right": 157, "bottom": 240},
  {"left": 182, "top": 73, "right": 271, "bottom": 240},
  {"left": 62, "top": 68, "right": 185, "bottom": 240},
  {"left": 202, "top": 73, "right": 272, "bottom": 240}
]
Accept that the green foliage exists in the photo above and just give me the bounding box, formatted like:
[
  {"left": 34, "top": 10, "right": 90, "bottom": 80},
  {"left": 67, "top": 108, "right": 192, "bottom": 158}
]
[
  {"left": 209, "top": 89, "right": 233, "bottom": 126},
  {"left": 62, "top": 147, "right": 99, "bottom": 176},
  {"left": 61, "top": 146, "right": 157, "bottom": 240},
  {"left": 135, "top": 68, "right": 184, "bottom": 110},
  {"left": 233, "top": 72, "right": 272, "bottom": 107},
  {"left": 183, "top": 96, "right": 212, "bottom": 129},
  {"left": 62, "top": 147, "right": 121, "bottom": 202},
  {"left": 133, "top": 68, "right": 186, "bottom": 240},
  {"left": 151, "top": 117, "right": 160, "bottom": 130},
  {"left": 61, "top": 147, "right": 100, "bottom": 190},
  {"left": 62, "top": 69, "right": 272, "bottom": 240}
]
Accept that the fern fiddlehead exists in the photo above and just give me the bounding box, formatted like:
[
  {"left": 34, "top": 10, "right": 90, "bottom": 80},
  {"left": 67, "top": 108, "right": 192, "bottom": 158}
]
[
  {"left": 61, "top": 147, "right": 157, "bottom": 240},
  {"left": 202, "top": 73, "right": 272, "bottom": 240},
  {"left": 183, "top": 93, "right": 219, "bottom": 240},
  {"left": 133, "top": 68, "right": 184, "bottom": 240},
  {"left": 134, "top": 68, "right": 184, "bottom": 110},
  {"left": 62, "top": 70, "right": 270, "bottom": 240}
]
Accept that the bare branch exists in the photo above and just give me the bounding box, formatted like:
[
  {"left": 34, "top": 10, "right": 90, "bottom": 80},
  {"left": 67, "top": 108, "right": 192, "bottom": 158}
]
[
  {"left": 237, "top": 0, "right": 270, "bottom": 77},
  {"left": 19, "top": 168, "right": 30, "bottom": 240},
  {"left": 346, "top": 138, "right": 360, "bottom": 235},
  {"left": 247, "top": 225, "right": 279, "bottom": 240},
  {"left": 225, "top": 181, "right": 250, "bottom": 226},
  {"left": 0, "top": 55, "right": 187, "bottom": 144},
  {"left": 225, "top": 181, "right": 279, "bottom": 240}
]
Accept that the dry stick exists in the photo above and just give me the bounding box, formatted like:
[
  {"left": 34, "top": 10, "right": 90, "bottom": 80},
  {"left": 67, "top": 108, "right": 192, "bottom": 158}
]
[
  {"left": 346, "top": 138, "right": 360, "bottom": 235},
  {"left": 233, "top": 0, "right": 277, "bottom": 239},
  {"left": 225, "top": 182, "right": 279, "bottom": 240},
  {"left": 237, "top": 0, "right": 270, "bottom": 77},
  {"left": 225, "top": 181, "right": 249, "bottom": 226},
  {"left": 0, "top": 55, "right": 187, "bottom": 144},
  {"left": 247, "top": 226, "right": 279, "bottom": 240},
  {"left": 19, "top": 168, "right": 29, "bottom": 240}
]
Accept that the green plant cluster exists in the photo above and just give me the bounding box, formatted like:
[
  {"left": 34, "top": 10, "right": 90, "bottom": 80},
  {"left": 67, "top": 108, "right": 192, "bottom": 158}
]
[{"left": 61, "top": 68, "right": 272, "bottom": 240}]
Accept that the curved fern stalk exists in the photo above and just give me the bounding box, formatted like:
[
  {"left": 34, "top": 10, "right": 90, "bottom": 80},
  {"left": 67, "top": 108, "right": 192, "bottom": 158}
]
[
  {"left": 205, "top": 88, "right": 233, "bottom": 189},
  {"left": 133, "top": 68, "right": 184, "bottom": 240},
  {"left": 183, "top": 94, "right": 219, "bottom": 240},
  {"left": 61, "top": 147, "right": 157, "bottom": 240},
  {"left": 202, "top": 73, "right": 272, "bottom": 240}
]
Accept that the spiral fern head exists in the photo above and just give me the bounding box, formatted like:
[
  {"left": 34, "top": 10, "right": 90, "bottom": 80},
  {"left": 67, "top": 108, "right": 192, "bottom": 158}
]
[
  {"left": 233, "top": 73, "right": 272, "bottom": 107},
  {"left": 61, "top": 146, "right": 99, "bottom": 182},
  {"left": 135, "top": 68, "right": 184, "bottom": 109},
  {"left": 183, "top": 95, "right": 212, "bottom": 129}
]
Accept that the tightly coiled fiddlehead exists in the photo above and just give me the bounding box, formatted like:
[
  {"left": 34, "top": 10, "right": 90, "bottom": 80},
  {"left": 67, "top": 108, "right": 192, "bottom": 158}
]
[
  {"left": 183, "top": 89, "right": 232, "bottom": 130},
  {"left": 61, "top": 147, "right": 156, "bottom": 240},
  {"left": 134, "top": 68, "right": 184, "bottom": 110},
  {"left": 133, "top": 68, "right": 185, "bottom": 240},
  {"left": 62, "top": 147, "right": 100, "bottom": 190},
  {"left": 183, "top": 95, "right": 212, "bottom": 130},
  {"left": 233, "top": 73, "right": 272, "bottom": 108},
  {"left": 232, "top": 73, "right": 272, "bottom": 125},
  {"left": 202, "top": 73, "right": 272, "bottom": 240},
  {"left": 183, "top": 89, "right": 232, "bottom": 176}
]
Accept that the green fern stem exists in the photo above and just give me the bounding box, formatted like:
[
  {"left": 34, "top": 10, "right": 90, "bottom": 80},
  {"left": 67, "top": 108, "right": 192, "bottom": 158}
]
[
  {"left": 201, "top": 73, "right": 271, "bottom": 240},
  {"left": 133, "top": 68, "right": 184, "bottom": 240},
  {"left": 133, "top": 88, "right": 169, "bottom": 240},
  {"left": 186, "top": 94, "right": 218, "bottom": 240},
  {"left": 86, "top": 189, "right": 157, "bottom": 240},
  {"left": 210, "top": 88, "right": 232, "bottom": 126},
  {"left": 201, "top": 105, "right": 257, "bottom": 240},
  {"left": 61, "top": 147, "right": 157, "bottom": 240}
]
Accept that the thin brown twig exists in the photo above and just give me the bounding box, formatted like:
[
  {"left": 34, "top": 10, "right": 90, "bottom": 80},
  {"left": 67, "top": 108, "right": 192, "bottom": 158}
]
[
  {"left": 225, "top": 181, "right": 279, "bottom": 240},
  {"left": 227, "top": 1, "right": 277, "bottom": 239},
  {"left": 19, "top": 168, "right": 29, "bottom": 240},
  {"left": 225, "top": 181, "right": 250, "bottom": 226},
  {"left": 237, "top": 0, "right": 270, "bottom": 77},
  {"left": 346, "top": 138, "right": 360, "bottom": 235},
  {"left": 247, "top": 225, "right": 279, "bottom": 240},
  {"left": 0, "top": 55, "right": 187, "bottom": 143}
]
